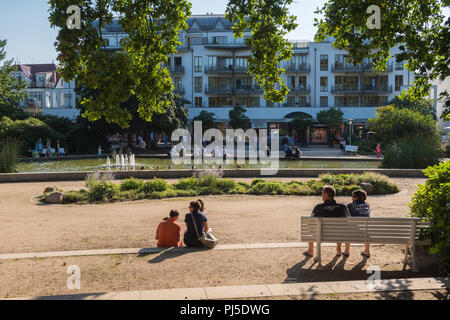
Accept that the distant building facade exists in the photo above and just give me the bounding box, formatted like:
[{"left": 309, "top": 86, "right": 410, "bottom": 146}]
[
  {"left": 100, "top": 14, "right": 415, "bottom": 143},
  {"left": 11, "top": 63, "right": 79, "bottom": 120}
]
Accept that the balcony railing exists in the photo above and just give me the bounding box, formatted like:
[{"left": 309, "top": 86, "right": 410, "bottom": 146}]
[
  {"left": 332, "top": 63, "right": 362, "bottom": 73},
  {"left": 168, "top": 65, "right": 185, "bottom": 74},
  {"left": 363, "top": 84, "right": 393, "bottom": 93},
  {"left": 174, "top": 87, "right": 185, "bottom": 95},
  {"left": 204, "top": 86, "right": 233, "bottom": 95},
  {"left": 363, "top": 63, "right": 393, "bottom": 72},
  {"left": 30, "top": 82, "right": 55, "bottom": 89},
  {"left": 334, "top": 103, "right": 360, "bottom": 108},
  {"left": 331, "top": 85, "right": 361, "bottom": 93},
  {"left": 287, "top": 85, "right": 311, "bottom": 94},
  {"left": 285, "top": 63, "right": 311, "bottom": 73},
  {"left": 235, "top": 86, "right": 263, "bottom": 94},
  {"left": 204, "top": 65, "right": 249, "bottom": 74}
]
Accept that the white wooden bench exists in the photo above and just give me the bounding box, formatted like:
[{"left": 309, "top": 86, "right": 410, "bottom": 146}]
[
  {"left": 300, "top": 217, "right": 430, "bottom": 271},
  {"left": 344, "top": 145, "right": 359, "bottom": 154}
]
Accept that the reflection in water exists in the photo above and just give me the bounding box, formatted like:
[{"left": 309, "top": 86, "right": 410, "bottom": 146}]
[{"left": 16, "top": 158, "right": 380, "bottom": 173}]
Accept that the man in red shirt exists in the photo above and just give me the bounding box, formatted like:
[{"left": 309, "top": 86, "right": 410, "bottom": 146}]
[{"left": 155, "top": 210, "right": 182, "bottom": 247}]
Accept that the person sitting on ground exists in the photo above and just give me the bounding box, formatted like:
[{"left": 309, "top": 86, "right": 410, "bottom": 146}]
[
  {"left": 343, "top": 190, "right": 371, "bottom": 258},
  {"left": 45, "top": 138, "right": 52, "bottom": 157},
  {"left": 294, "top": 146, "right": 302, "bottom": 158},
  {"left": 286, "top": 146, "right": 294, "bottom": 158},
  {"left": 155, "top": 210, "right": 182, "bottom": 247},
  {"left": 184, "top": 201, "right": 209, "bottom": 247},
  {"left": 304, "top": 185, "right": 350, "bottom": 257}
]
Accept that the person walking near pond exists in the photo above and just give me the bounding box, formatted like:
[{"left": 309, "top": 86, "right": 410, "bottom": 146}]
[
  {"left": 376, "top": 143, "right": 382, "bottom": 159},
  {"left": 155, "top": 210, "right": 182, "bottom": 247},
  {"left": 343, "top": 190, "right": 371, "bottom": 258},
  {"left": 184, "top": 201, "right": 209, "bottom": 247}
]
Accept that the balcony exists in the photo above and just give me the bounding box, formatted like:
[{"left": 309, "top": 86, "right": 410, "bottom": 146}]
[
  {"left": 363, "top": 63, "right": 393, "bottom": 72},
  {"left": 285, "top": 64, "right": 311, "bottom": 73},
  {"left": 30, "top": 82, "right": 55, "bottom": 89},
  {"left": 332, "top": 63, "right": 362, "bottom": 73},
  {"left": 235, "top": 86, "right": 263, "bottom": 95},
  {"left": 334, "top": 103, "right": 360, "bottom": 108},
  {"left": 174, "top": 87, "right": 185, "bottom": 95},
  {"left": 168, "top": 65, "right": 185, "bottom": 74},
  {"left": 204, "top": 65, "right": 249, "bottom": 74},
  {"left": 287, "top": 85, "right": 311, "bottom": 94},
  {"left": 363, "top": 84, "right": 393, "bottom": 93},
  {"left": 205, "top": 86, "right": 233, "bottom": 95},
  {"left": 331, "top": 85, "right": 362, "bottom": 93}
]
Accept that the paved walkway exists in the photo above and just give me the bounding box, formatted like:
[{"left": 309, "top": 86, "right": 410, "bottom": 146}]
[
  {"left": 4, "top": 277, "right": 449, "bottom": 300},
  {"left": 0, "top": 242, "right": 378, "bottom": 261}
]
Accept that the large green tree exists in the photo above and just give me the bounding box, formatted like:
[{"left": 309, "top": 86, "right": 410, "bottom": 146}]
[
  {"left": 368, "top": 105, "right": 440, "bottom": 144},
  {"left": 0, "top": 40, "right": 28, "bottom": 105},
  {"left": 229, "top": 105, "right": 251, "bottom": 130},
  {"left": 193, "top": 110, "right": 216, "bottom": 132},
  {"left": 226, "top": 0, "right": 298, "bottom": 103},
  {"left": 49, "top": 1, "right": 297, "bottom": 128},
  {"left": 48, "top": 0, "right": 192, "bottom": 128},
  {"left": 315, "top": 0, "right": 450, "bottom": 121},
  {"left": 289, "top": 114, "right": 314, "bottom": 143},
  {"left": 389, "top": 97, "right": 436, "bottom": 119}
]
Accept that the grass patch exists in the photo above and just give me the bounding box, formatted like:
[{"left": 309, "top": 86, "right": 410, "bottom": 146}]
[{"left": 42, "top": 173, "right": 400, "bottom": 205}]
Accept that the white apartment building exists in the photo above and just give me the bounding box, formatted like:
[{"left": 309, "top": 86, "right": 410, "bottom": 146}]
[
  {"left": 11, "top": 64, "right": 79, "bottom": 120},
  {"left": 101, "top": 14, "right": 414, "bottom": 143}
]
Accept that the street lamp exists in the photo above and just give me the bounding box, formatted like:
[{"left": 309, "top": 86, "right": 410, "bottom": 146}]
[{"left": 348, "top": 119, "right": 353, "bottom": 146}]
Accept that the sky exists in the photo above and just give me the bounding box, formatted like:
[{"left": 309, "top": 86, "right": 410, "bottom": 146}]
[{"left": 0, "top": 0, "right": 448, "bottom": 64}]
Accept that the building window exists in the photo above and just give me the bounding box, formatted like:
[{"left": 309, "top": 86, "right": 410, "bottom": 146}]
[
  {"left": 320, "top": 77, "right": 328, "bottom": 92},
  {"left": 335, "top": 96, "right": 359, "bottom": 107},
  {"left": 395, "top": 75, "right": 403, "bottom": 91},
  {"left": 212, "top": 36, "right": 226, "bottom": 44},
  {"left": 194, "top": 77, "right": 202, "bottom": 92},
  {"left": 287, "top": 96, "right": 296, "bottom": 107},
  {"left": 190, "top": 37, "right": 202, "bottom": 45},
  {"left": 209, "top": 97, "right": 233, "bottom": 107},
  {"left": 298, "top": 96, "right": 307, "bottom": 107},
  {"left": 195, "top": 97, "right": 203, "bottom": 107},
  {"left": 395, "top": 55, "right": 404, "bottom": 70},
  {"left": 320, "top": 55, "right": 328, "bottom": 71},
  {"left": 102, "top": 38, "right": 110, "bottom": 47},
  {"left": 320, "top": 96, "right": 328, "bottom": 108},
  {"left": 38, "top": 76, "right": 45, "bottom": 88},
  {"left": 173, "top": 77, "right": 182, "bottom": 92},
  {"left": 235, "top": 57, "right": 248, "bottom": 72},
  {"left": 194, "top": 56, "right": 203, "bottom": 72},
  {"left": 64, "top": 94, "right": 72, "bottom": 107}
]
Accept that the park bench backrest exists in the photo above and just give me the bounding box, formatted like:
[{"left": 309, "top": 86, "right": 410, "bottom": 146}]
[{"left": 301, "top": 217, "right": 430, "bottom": 245}]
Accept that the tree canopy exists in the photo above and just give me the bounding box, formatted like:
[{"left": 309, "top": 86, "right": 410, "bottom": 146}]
[
  {"left": 389, "top": 96, "right": 436, "bottom": 119},
  {"left": 48, "top": 0, "right": 192, "bottom": 128},
  {"left": 193, "top": 110, "right": 216, "bottom": 132},
  {"left": 315, "top": 0, "right": 450, "bottom": 121},
  {"left": 368, "top": 105, "right": 440, "bottom": 144},
  {"left": 317, "top": 107, "right": 343, "bottom": 128},
  {"left": 229, "top": 105, "right": 251, "bottom": 130},
  {"left": 0, "top": 40, "right": 28, "bottom": 105}
]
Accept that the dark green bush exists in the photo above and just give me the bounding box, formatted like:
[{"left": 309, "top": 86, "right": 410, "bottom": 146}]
[
  {"left": 382, "top": 136, "right": 441, "bottom": 169},
  {"left": 0, "top": 138, "right": 21, "bottom": 173},
  {"left": 215, "top": 178, "right": 237, "bottom": 193},
  {"left": 63, "top": 191, "right": 89, "bottom": 204},
  {"left": 175, "top": 177, "right": 200, "bottom": 190},
  {"left": 142, "top": 178, "right": 168, "bottom": 193},
  {"left": 409, "top": 161, "right": 450, "bottom": 275},
  {"left": 249, "top": 181, "right": 284, "bottom": 195},
  {"left": 90, "top": 182, "right": 119, "bottom": 202},
  {"left": 120, "top": 178, "right": 144, "bottom": 191},
  {"left": 251, "top": 178, "right": 265, "bottom": 186}
]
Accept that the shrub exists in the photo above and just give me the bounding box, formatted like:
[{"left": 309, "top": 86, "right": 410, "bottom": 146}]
[
  {"left": 63, "top": 191, "right": 89, "bottom": 204},
  {"left": 142, "top": 178, "right": 168, "bottom": 193},
  {"left": 251, "top": 178, "right": 265, "bottom": 186},
  {"left": 120, "top": 178, "right": 144, "bottom": 191},
  {"left": 249, "top": 181, "right": 284, "bottom": 195},
  {"left": 409, "top": 161, "right": 450, "bottom": 275},
  {"left": 354, "top": 140, "right": 378, "bottom": 154},
  {"left": 199, "top": 173, "right": 217, "bottom": 188},
  {"left": 175, "top": 177, "right": 200, "bottom": 190},
  {"left": 0, "top": 138, "right": 21, "bottom": 173},
  {"left": 382, "top": 136, "right": 441, "bottom": 169},
  {"left": 215, "top": 178, "right": 237, "bottom": 193},
  {"left": 90, "top": 182, "right": 119, "bottom": 202}
]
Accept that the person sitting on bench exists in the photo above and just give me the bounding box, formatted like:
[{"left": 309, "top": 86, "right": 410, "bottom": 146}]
[
  {"left": 303, "top": 185, "right": 350, "bottom": 257},
  {"left": 285, "top": 146, "right": 294, "bottom": 158},
  {"left": 343, "top": 190, "right": 371, "bottom": 258}
]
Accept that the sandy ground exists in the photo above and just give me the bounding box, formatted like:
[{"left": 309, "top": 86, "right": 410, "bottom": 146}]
[
  {"left": 0, "top": 245, "right": 439, "bottom": 299},
  {"left": 0, "top": 178, "right": 441, "bottom": 299},
  {"left": 0, "top": 178, "right": 425, "bottom": 254}
]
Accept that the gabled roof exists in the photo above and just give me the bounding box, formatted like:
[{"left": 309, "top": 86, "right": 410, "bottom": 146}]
[{"left": 14, "top": 64, "right": 61, "bottom": 85}]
